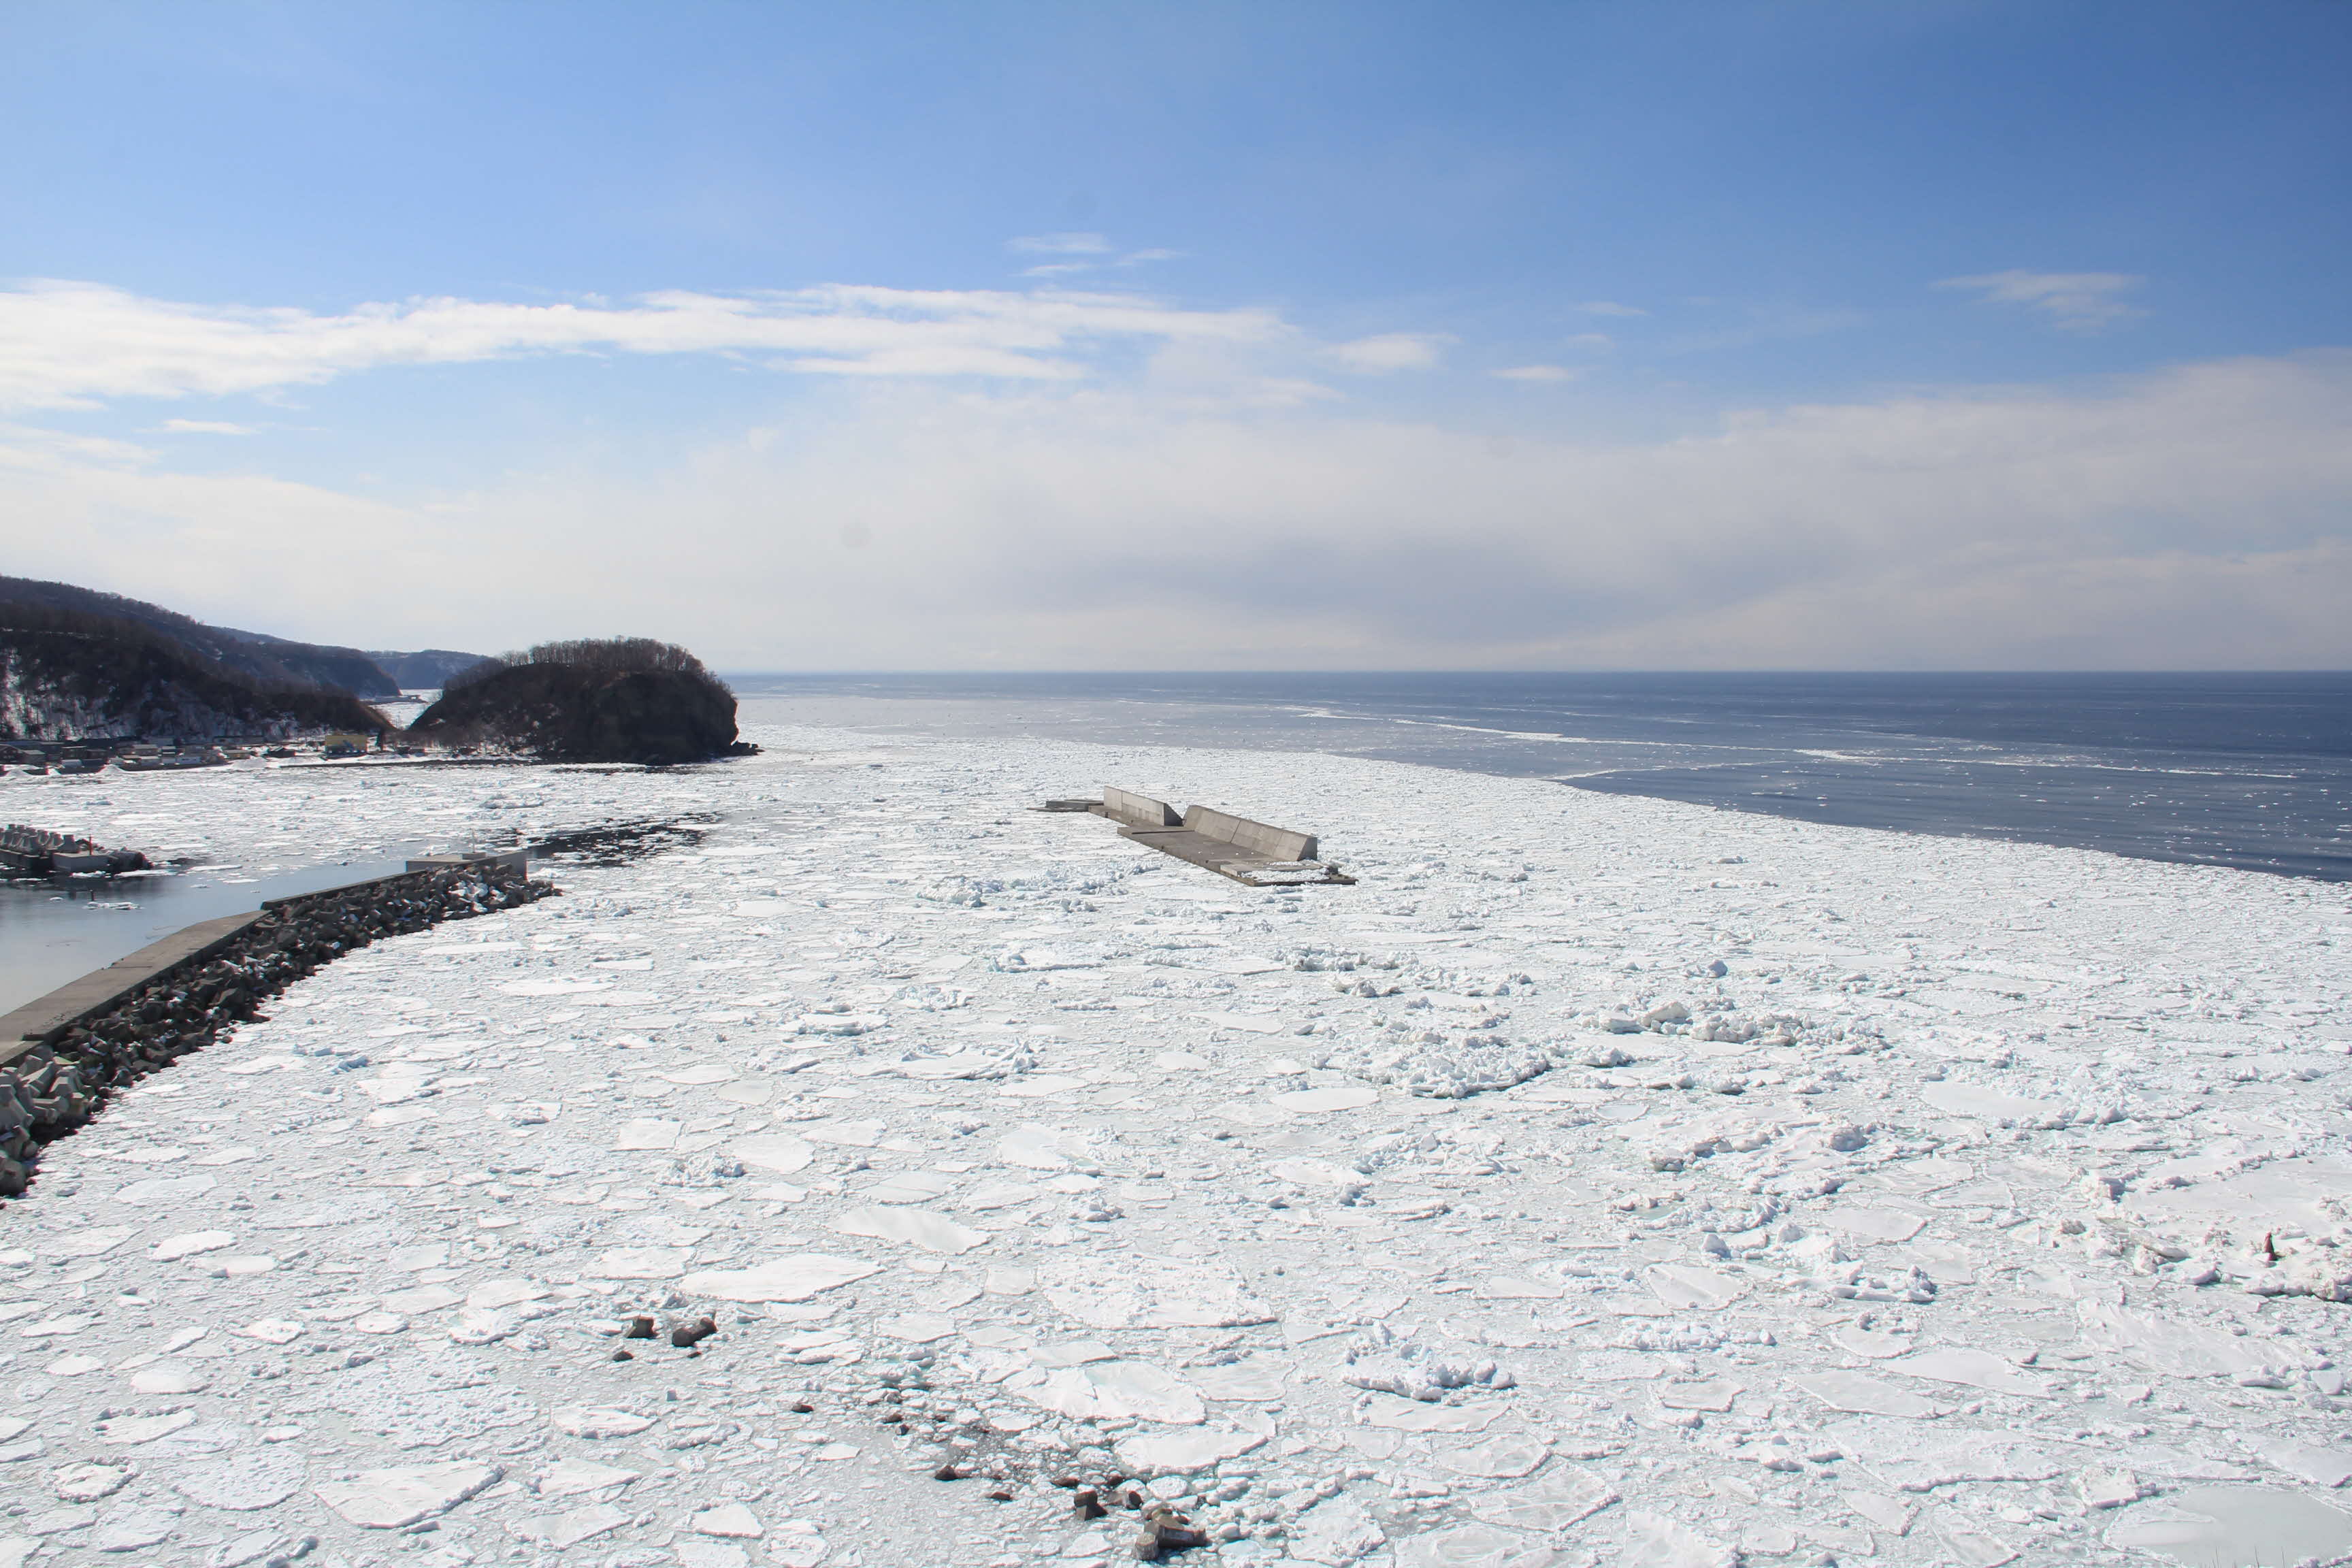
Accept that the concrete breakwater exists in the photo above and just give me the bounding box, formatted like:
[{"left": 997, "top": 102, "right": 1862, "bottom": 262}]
[{"left": 0, "top": 859, "right": 554, "bottom": 1194}]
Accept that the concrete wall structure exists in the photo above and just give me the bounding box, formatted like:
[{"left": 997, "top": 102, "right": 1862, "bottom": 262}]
[
  {"left": 1093, "top": 789, "right": 1348, "bottom": 886},
  {"left": 1181, "top": 805, "right": 1318, "bottom": 864},
  {"left": 1100, "top": 787, "right": 1181, "bottom": 830}
]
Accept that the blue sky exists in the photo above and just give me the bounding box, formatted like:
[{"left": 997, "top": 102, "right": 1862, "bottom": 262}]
[{"left": 3, "top": 1, "right": 2348, "bottom": 668}]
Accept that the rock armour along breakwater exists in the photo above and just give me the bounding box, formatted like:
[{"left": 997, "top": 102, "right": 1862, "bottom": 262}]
[{"left": 0, "top": 862, "right": 553, "bottom": 1194}]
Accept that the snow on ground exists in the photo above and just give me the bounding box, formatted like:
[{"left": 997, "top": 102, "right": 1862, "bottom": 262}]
[{"left": 3, "top": 721, "right": 2352, "bottom": 1568}]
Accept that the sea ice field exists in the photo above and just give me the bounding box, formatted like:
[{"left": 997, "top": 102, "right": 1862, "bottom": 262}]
[{"left": 2, "top": 721, "right": 2350, "bottom": 1568}]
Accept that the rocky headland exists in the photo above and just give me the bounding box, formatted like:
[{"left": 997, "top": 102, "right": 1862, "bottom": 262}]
[{"left": 406, "top": 638, "right": 740, "bottom": 764}]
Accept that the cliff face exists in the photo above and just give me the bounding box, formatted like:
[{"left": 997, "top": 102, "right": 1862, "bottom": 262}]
[
  {"left": 0, "top": 615, "right": 389, "bottom": 742},
  {"left": 406, "top": 663, "right": 738, "bottom": 764},
  {"left": 0, "top": 576, "right": 399, "bottom": 698}
]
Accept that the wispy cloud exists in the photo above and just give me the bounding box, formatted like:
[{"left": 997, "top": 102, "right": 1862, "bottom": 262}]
[
  {"left": 1576, "top": 300, "right": 1647, "bottom": 318},
  {"left": 1009, "top": 235, "right": 1160, "bottom": 279},
  {"left": 1328, "top": 332, "right": 1454, "bottom": 374},
  {"left": 8, "top": 269, "right": 2339, "bottom": 671},
  {"left": 157, "top": 418, "right": 254, "bottom": 434},
  {"left": 1937, "top": 269, "right": 2146, "bottom": 333},
  {"left": 14, "top": 349, "right": 2347, "bottom": 670},
  {"left": 0, "top": 420, "right": 156, "bottom": 472},
  {"left": 0, "top": 280, "right": 1288, "bottom": 410},
  {"left": 1006, "top": 232, "right": 1111, "bottom": 256}
]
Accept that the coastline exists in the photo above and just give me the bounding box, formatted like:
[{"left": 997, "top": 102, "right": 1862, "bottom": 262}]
[{"left": 1, "top": 719, "right": 2348, "bottom": 1567}]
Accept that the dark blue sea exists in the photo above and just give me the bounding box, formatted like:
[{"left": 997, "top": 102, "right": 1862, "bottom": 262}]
[{"left": 731, "top": 672, "right": 2352, "bottom": 881}]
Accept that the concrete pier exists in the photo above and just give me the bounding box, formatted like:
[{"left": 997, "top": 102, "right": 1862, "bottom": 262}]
[{"left": 1078, "top": 787, "right": 1351, "bottom": 885}]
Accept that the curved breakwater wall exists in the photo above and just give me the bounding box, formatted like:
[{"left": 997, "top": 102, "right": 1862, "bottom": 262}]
[{"left": 0, "top": 862, "right": 555, "bottom": 1195}]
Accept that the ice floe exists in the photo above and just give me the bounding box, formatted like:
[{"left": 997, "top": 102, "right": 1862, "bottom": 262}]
[{"left": 1, "top": 715, "right": 2346, "bottom": 1568}]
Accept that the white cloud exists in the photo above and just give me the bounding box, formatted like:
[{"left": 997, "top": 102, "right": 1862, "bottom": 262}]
[
  {"left": 1006, "top": 232, "right": 1111, "bottom": 255},
  {"left": 6, "top": 350, "right": 2347, "bottom": 670},
  {"left": 1576, "top": 300, "right": 1647, "bottom": 317},
  {"left": 157, "top": 418, "right": 254, "bottom": 434},
  {"left": 1117, "top": 248, "right": 1183, "bottom": 265},
  {"left": 1328, "top": 332, "right": 1454, "bottom": 374},
  {"left": 1937, "top": 269, "right": 2146, "bottom": 332},
  {"left": 0, "top": 421, "right": 156, "bottom": 471},
  {"left": 1492, "top": 365, "right": 1576, "bottom": 382},
  {"left": 0, "top": 279, "right": 1288, "bottom": 410}
]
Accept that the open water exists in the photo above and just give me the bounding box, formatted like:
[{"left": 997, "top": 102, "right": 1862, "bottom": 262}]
[{"left": 732, "top": 671, "right": 2352, "bottom": 881}]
